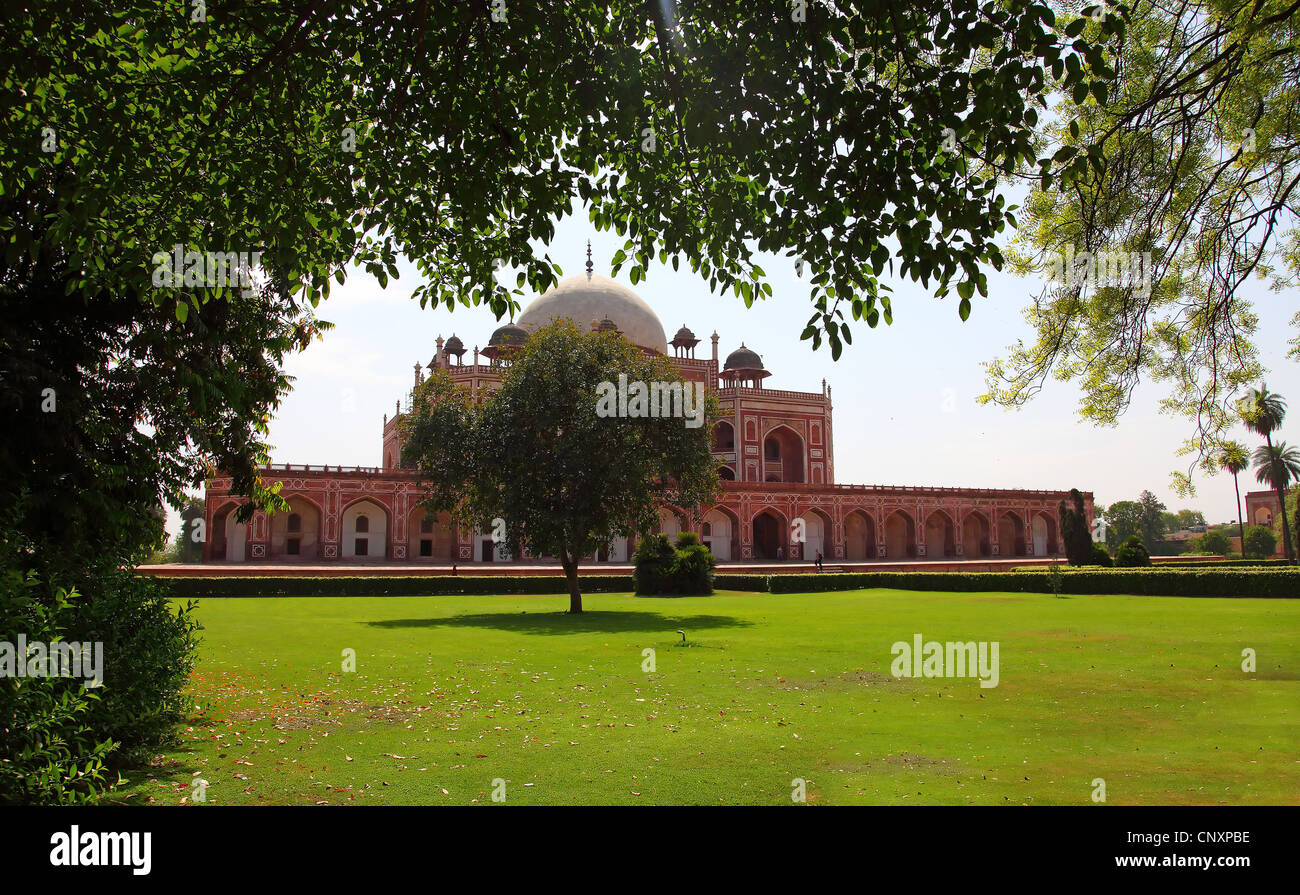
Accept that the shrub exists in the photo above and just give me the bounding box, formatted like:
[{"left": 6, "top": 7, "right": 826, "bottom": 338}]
[
  {"left": 71, "top": 564, "right": 201, "bottom": 767},
  {"left": 672, "top": 533, "right": 717, "bottom": 595},
  {"left": 1243, "top": 525, "right": 1277, "bottom": 559},
  {"left": 632, "top": 532, "right": 716, "bottom": 596},
  {"left": 0, "top": 567, "right": 114, "bottom": 805},
  {"left": 1090, "top": 542, "right": 1113, "bottom": 567},
  {"left": 632, "top": 534, "right": 677, "bottom": 595},
  {"left": 1115, "top": 535, "right": 1152, "bottom": 567}
]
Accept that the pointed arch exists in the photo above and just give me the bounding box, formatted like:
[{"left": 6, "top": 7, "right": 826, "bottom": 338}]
[
  {"left": 884, "top": 509, "right": 916, "bottom": 560},
  {"left": 924, "top": 509, "right": 956, "bottom": 559},
  {"left": 844, "top": 509, "right": 877, "bottom": 560},
  {"left": 962, "top": 510, "right": 991, "bottom": 558}
]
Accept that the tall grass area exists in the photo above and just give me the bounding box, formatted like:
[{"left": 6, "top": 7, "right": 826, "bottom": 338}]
[{"left": 117, "top": 590, "right": 1299, "bottom": 806}]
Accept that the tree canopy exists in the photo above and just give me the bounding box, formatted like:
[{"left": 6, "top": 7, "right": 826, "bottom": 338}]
[
  {"left": 3, "top": 1, "right": 1119, "bottom": 354},
  {"left": 985, "top": 0, "right": 1299, "bottom": 489}
]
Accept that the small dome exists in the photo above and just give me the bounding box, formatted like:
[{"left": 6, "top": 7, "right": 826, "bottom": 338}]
[
  {"left": 672, "top": 325, "right": 697, "bottom": 343},
  {"left": 595, "top": 316, "right": 620, "bottom": 333},
  {"left": 723, "top": 343, "right": 765, "bottom": 372},
  {"left": 487, "top": 323, "right": 529, "bottom": 348},
  {"left": 443, "top": 334, "right": 465, "bottom": 355}
]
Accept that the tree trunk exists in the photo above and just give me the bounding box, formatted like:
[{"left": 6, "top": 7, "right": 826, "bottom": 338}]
[
  {"left": 1266, "top": 433, "right": 1295, "bottom": 563},
  {"left": 1233, "top": 472, "right": 1246, "bottom": 558},
  {"left": 561, "top": 550, "right": 583, "bottom": 614}
]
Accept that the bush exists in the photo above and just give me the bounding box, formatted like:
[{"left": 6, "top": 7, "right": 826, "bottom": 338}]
[
  {"left": 1090, "top": 542, "right": 1113, "bottom": 567},
  {"left": 761, "top": 568, "right": 1299, "bottom": 597},
  {"left": 0, "top": 566, "right": 115, "bottom": 805},
  {"left": 72, "top": 564, "right": 201, "bottom": 767},
  {"left": 632, "top": 534, "right": 677, "bottom": 596},
  {"left": 1243, "top": 525, "right": 1278, "bottom": 559},
  {"left": 671, "top": 533, "right": 717, "bottom": 595},
  {"left": 1115, "top": 535, "right": 1152, "bottom": 567},
  {"left": 631, "top": 532, "right": 716, "bottom": 596}
]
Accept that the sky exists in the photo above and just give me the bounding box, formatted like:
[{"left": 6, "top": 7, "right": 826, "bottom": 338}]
[{"left": 204, "top": 213, "right": 1298, "bottom": 535}]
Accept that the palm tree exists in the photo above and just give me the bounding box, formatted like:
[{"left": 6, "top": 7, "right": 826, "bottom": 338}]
[
  {"left": 1251, "top": 442, "right": 1300, "bottom": 560},
  {"left": 1241, "top": 384, "right": 1294, "bottom": 562},
  {"left": 1218, "top": 441, "right": 1250, "bottom": 556}
]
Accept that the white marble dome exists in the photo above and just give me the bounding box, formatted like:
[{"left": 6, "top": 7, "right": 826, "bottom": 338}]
[{"left": 516, "top": 274, "right": 668, "bottom": 354}]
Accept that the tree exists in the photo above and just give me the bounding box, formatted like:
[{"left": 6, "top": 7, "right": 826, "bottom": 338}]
[
  {"left": 1243, "top": 524, "right": 1278, "bottom": 559},
  {"left": 1137, "top": 490, "right": 1168, "bottom": 550},
  {"left": 1192, "top": 529, "right": 1232, "bottom": 556},
  {"left": 1218, "top": 441, "right": 1251, "bottom": 555},
  {"left": 402, "top": 320, "right": 718, "bottom": 613},
  {"left": 3, "top": 2, "right": 1122, "bottom": 361},
  {"left": 1058, "top": 488, "right": 1093, "bottom": 565},
  {"left": 1176, "top": 509, "right": 1206, "bottom": 529},
  {"left": 984, "top": 0, "right": 1300, "bottom": 483},
  {"left": 1252, "top": 441, "right": 1300, "bottom": 560},
  {"left": 1102, "top": 500, "right": 1143, "bottom": 549},
  {"left": 1242, "top": 384, "right": 1295, "bottom": 562}
]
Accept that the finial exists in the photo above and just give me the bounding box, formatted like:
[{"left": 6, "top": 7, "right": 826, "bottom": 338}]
[{"left": 586, "top": 240, "right": 593, "bottom": 280}]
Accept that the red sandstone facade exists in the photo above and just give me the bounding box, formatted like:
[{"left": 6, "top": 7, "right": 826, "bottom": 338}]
[{"left": 204, "top": 274, "right": 1091, "bottom": 564}]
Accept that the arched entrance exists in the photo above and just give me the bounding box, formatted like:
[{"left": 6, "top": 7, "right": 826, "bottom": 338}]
[
  {"left": 924, "top": 510, "right": 956, "bottom": 559},
  {"left": 844, "top": 510, "right": 877, "bottom": 560},
  {"left": 342, "top": 499, "right": 388, "bottom": 560},
  {"left": 798, "top": 509, "right": 831, "bottom": 562},
  {"left": 962, "top": 512, "right": 991, "bottom": 558},
  {"left": 408, "top": 506, "right": 456, "bottom": 561},
  {"left": 1032, "top": 513, "right": 1059, "bottom": 556},
  {"left": 701, "top": 507, "right": 738, "bottom": 561},
  {"left": 762, "top": 426, "right": 805, "bottom": 483},
  {"left": 752, "top": 508, "right": 786, "bottom": 560},
  {"left": 998, "top": 512, "right": 1026, "bottom": 557},
  {"left": 884, "top": 511, "right": 916, "bottom": 560},
  {"left": 270, "top": 497, "right": 321, "bottom": 560},
  {"left": 211, "top": 502, "right": 247, "bottom": 562}
]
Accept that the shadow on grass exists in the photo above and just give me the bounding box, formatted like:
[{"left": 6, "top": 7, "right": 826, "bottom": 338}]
[{"left": 366, "top": 610, "right": 753, "bottom": 636}]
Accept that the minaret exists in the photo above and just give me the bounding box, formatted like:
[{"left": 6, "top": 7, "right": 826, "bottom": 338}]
[
  {"left": 710, "top": 331, "right": 719, "bottom": 362},
  {"left": 435, "top": 335, "right": 445, "bottom": 368},
  {"left": 586, "top": 240, "right": 594, "bottom": 281}
]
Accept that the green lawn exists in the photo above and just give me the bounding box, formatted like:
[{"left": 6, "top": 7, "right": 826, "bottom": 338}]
[{"left": 117, "top": 589, "right": 1300, "bottom": 805}]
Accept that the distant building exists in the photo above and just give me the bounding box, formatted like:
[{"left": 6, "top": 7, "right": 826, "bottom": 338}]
[
  {"left": 204, "top": 263, "right": 1090, "bottom": 564},
  {"left": 1244, "top": 490, "right": 1288, "bottom": 556}
]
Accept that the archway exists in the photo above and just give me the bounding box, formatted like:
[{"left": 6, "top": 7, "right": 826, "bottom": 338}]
[
  {"left": 270, "top": 496, "right": 321, "bottom": 560},
  {"left": 884, "top": 510, "right": 916, "bottom": 560},
  {"left": 844, "top": 510, "right": 877, "bottom": 560},
  {"left": 701, "top": 507, "right": 738, "bottom": 561},
  {"left": 1032, "top": 513, "right": 1059, "bottom": 556},
  {"left": 211, "top": 502, "right": 247, "bottom": 562},
  {"left": 718, "top": 465, "right": 736, "bottom": 481},
  {"left": 962, "top": 512, "right": 991, "bottom": 558},
  {"left": 761, "top": 426, "right": 805, "bottom": 483},
  {"left": 998, "top": 511, "right": 1026, "bottom": 557},
  {"left": 408, "top": 506, "right": 456, "bottom": 562},
  {"left": 752, "top": 508, "right": 786, "bottom": 560},
  {"left": 924, "top": 510, "right": 956, "bottom": 559},
  {"left": 342, "top": 499, "right": 388, "bottom": 560},
  {"left": 798, "top": 509, "right": 831, "bottom": 562},
  {"left": 712, "top": 421, "right": 735, "bottom": 453},
  {"left": 657, "top": 509, "right": 682, "bottom": 542}
]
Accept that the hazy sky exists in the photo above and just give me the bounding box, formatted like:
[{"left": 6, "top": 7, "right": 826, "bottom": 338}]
[{"left": 238, "top": 213, "right": 1297, "bottom": 532}]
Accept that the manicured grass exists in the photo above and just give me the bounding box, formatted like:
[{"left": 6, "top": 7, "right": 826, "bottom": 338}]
[{"left": 116, "top": 590, "right": 1300, "bottom": 805}]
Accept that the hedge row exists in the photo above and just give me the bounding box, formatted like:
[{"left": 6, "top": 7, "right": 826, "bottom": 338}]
[
  {"left": 163, "top": 569, "right": 1298, "bottom": 598},
  {"left": 163, "top": 575, "right": 636, "bottom": 598},
  {"left": 762, "top": 569, "right": 1300, "bottom": 597}
]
